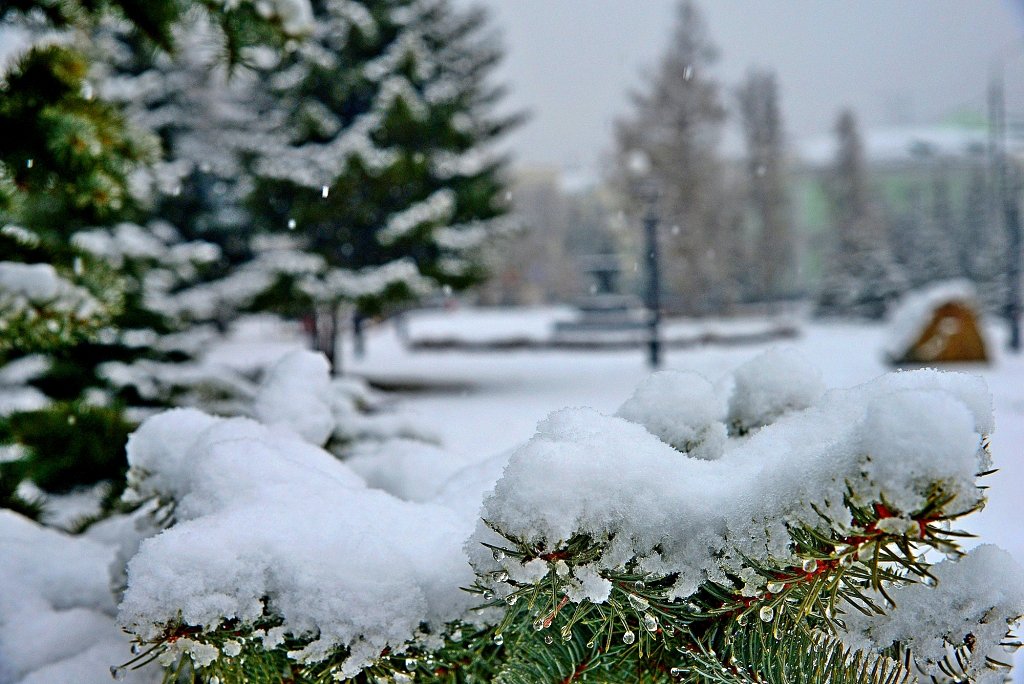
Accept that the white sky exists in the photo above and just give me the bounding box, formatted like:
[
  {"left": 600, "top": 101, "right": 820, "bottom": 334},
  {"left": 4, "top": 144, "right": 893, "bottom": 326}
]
[{"left": 463, "top": 0, "right": 1024, "bottom": 173}]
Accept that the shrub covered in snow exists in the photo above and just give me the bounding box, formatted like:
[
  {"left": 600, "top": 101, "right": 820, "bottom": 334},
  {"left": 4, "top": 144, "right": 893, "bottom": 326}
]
[{"left": 108, "top": 350, "right": 1022, "bottom": 684}]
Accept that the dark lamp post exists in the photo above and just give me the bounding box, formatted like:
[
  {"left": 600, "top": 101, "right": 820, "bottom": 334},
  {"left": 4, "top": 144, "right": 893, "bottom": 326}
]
[{"left": 628, "top": 150, "right": 663, "bottom": 368}]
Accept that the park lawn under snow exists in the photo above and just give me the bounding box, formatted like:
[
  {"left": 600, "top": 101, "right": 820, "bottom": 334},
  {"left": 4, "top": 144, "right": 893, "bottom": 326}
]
[{"left": 347, "top": 314, "right": 1024, "bottom": 566}]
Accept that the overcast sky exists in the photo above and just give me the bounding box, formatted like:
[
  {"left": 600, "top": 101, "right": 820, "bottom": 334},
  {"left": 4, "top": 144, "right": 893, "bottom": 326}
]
[{"left": 462, "top": 0, "right": 1024, "bottom": 174}]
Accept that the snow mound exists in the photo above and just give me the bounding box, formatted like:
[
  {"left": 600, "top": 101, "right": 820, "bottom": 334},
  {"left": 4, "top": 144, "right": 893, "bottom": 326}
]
[
  {"left": 885, "top": 279, "right": 978, "bottom": 359},
  {"left": 253, "top": 350, "right": 335, "bottom": 446},
  {"left": 727, "top": 347, "right": 825, "bottom": 433},
  {"left": 469, "top": 367, "right": 991, "bottom": 600},
  {"left": 0, "top": 511, "right": 156, "bottom": 684},
  {"left": 842, "top": 544, "right": 1024, "bottom": 684},
  {"left": 118, "top": 412, "right": 476, "bottom": 678},
  {"left": 615, "top": 370, "right": 727, "bottom": 459}
]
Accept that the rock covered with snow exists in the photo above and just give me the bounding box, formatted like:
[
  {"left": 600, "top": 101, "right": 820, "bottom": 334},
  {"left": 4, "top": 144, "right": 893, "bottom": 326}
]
[
  {"left": 885, "top": 279, "right": 979, "bottom": 359},
  {"left": 118, "top": 409, "right": 476, "bottom": 677},
  {"left": 469, "top": 364, "right": 992, "bottom": 600}
]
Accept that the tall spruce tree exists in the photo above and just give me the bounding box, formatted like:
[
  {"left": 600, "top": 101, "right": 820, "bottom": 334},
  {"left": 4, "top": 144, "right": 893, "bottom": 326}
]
[
  {"left": 241, "top": 0, "right": 518, "bottom": 366},
  {"left": 0, "top": 0, "right": 306, "bottom": 517},
  {"left": 614, "top": 0, "right": 736, "bottom": 314},
  {"left": 736, "top": 68, "right": 792, "bottom": 305},
  {"left": 815, "top": 110, "right": 904, "bottom": 319}
]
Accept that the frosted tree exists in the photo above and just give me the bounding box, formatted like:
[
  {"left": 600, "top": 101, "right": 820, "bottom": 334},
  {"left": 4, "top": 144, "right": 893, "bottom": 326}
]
[
  {"left": 0, "top": 0, "right": 309, "bottom": 517},
  {"left": 614, "top": 0, "right": 738, "bottom": 314},
  {"left": 110, "top": 350, "right": 1024, "bottom": 684},
  {"left": 962, "top": 161, "right": 1007, "bottom": 309},
  {"left": 242, "top": 0, "right": 519, "bottom": 365},
  {"left": 815, "top": 110, "right": 904, "bottom": 319},
  {"left": 736, "top": 68, "right": 793, "bottom": 304}
]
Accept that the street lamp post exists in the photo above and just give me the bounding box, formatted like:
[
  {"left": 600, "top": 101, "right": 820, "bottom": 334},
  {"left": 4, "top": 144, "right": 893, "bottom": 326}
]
[
  {"left": 628, "top": 150, "right": 663, "bottom": 369},
  {"left": 643, "top": 192, "right": 663, "bottom": 368}
]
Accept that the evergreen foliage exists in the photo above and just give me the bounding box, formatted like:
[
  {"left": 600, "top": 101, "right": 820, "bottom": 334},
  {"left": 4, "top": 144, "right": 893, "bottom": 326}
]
[
  {"left": 736, "top": 69, "right": 792, "bottom": 303},
  {"left": 113, "top": 360, "right": 1022, "bottom": 684},
  {"left": 815, "top": 110, "right": 905, "bottom": 320},
  {"left": 241, "top": 0, "right": 518, "bottom": 358},
  {"left": 614, "top": 0, "right": 740, "bottom": 314},
  {"left": 0, "top": 0, "right": 303, "bottom": 514}
]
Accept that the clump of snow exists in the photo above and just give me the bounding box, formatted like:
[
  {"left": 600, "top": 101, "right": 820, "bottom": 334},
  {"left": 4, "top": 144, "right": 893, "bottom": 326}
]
[
  {"left": 885, "top": 279, "right": 980, "bottom": 359},
  {"left": 345, "top": 439, "right": 469, "bottom": 503},
  {"left": 470, "top": 366, "right": 990, "bottom": 601},
  {"left": 727, "top": 347, "right": 825, "bottom": 433},
  {"left": 616, "top": 370, "right": 727, "bottom": 459},
  {"left": 0, "top": 261, "right": 99, "bottom": 318},
  {"left": 118, "top": 411, "right": 476, "bottom": 677},
  {"left": 252, "top": 350, "right": 335, "bottom": 446},
  {"left": 841, "top": 544, "right": 1024, "bottom": 684},
  {"left": 0, "top": 511, "right": 156, "bottom": 684}
]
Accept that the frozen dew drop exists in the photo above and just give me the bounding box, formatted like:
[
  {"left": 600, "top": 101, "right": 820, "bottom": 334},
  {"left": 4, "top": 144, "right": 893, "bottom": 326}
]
[
  {"left": 493, "top": 571, "right": 509, "bottom": 583},
  {"left": 130, "top": 643, "right": 142, "bottom": 655},
  {"left": 736, "top": 612, "right": 747, "bottom": 626},
  {"left": 110, "top": 666, "right": 127, "bottom": 681},
  {"left": 759, "top": 605, "right": 774, "bottom": 623},
  {"left": 642, "top": 613, "right": 658, "bottom": 632},
  {"left": 628, "top": 594, "right": 650, "bottom": 611},
  {"left": 622, "top": 630, "right": 636, "bottom": 645},
  {"left": 671, "top": 667, "right": 685, "bottom": 677},
  {"left": 839, "top": 554, "right": 854, "bottom": 568},
  {"left": 482, "top": 591, "right": 494, "bottom": 601},
  {"left": 766, "top": 581, "right": 784, "bottom": 594},
  {"left": 562, "top": 631, "right": 572, "bottom": 642},
  {"left": 586, "top": 640, "right": 595, "bottom": 648},
  {"left": 491, "top": 548, "right": 505, "bottom": 562},
  {"left": 493, "top": 634, "right": 504, "bottom": 646},
  {"left": 544, "top": 635, "right": 554, "bottom": 645},
  {"left": 533, "top": 618, "right": 546, "bottom": 631},
  {"left": 634, "top": 580, "right": 646, "bottom": 590},
  {"left": 405, "top": 657, "right": 417, "bottom": 671},
  {"left": 802, "top": 558, "right": 817, "bottom": 573},
  {"left": 321, "top": 185, "right": 330, "bottom": 198},
  {"left": 505, "top": 594, "right": 518, "bottom": 605},
  {"left": 287, "top": 218, "right": 297, "bottom": 230}
]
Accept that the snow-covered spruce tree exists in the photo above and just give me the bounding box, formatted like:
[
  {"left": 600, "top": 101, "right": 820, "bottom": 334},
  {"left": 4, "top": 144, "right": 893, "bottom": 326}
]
[
  {"left": 0, "top": 0, "right": 310, "bottom": 517},
  {"left": 815, "top": 110, "right": 905, "bottom": 320},
  {"left": 614, "top": 0, "right": 742, "bottom": 314},
  {"left": 113, "top": 349, "right": 1023, "bottom": 684},
  {"left": 736, "top": 68, "right": 793, "bottom": 305},
  {"left": 241, "top": 0, "right": 518, "bottom": 364}
]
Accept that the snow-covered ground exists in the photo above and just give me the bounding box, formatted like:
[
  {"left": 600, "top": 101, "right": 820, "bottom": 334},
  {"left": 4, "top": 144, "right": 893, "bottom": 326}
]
[{"left": 349, "top": 314, "right": 1024, "bottom": 565}]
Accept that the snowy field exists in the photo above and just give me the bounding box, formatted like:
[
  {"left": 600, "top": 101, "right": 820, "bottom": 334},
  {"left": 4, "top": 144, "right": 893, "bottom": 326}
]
[{"left": 350, "top": 314, "right": 1024, "bottom": 566}]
